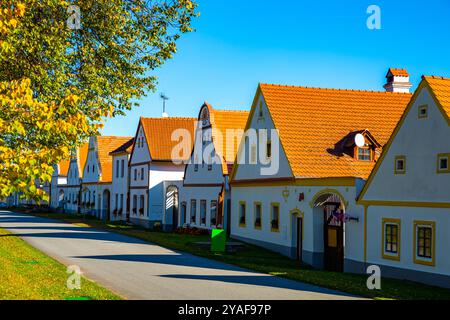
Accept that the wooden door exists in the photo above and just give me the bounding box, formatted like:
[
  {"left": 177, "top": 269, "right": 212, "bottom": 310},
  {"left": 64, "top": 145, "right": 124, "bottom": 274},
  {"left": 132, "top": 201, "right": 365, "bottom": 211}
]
[
  {"left": 324, "top": 207, "right": 344, "bottom": 272},
  {"left": 296, "top": 217, "right": 303, "bottom": 262}
]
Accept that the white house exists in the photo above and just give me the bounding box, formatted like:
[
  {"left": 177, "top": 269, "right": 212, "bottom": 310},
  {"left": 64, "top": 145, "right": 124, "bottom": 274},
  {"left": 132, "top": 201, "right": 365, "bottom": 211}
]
[
  {"left": 180, "top": 103, "right": 248, "bottom": 232},
  {"left": 109, "top": 138, "right": 134, "bottom": 221},
  {"left": 357, "top": 75, "right": 450, "bottom": 288},
  {"left": 80, "top": 136, "right": 132, "bottom": 220},
  {"left": 229, "top": 69, "right": 412, "bottom": 272},
  {"left": 128, "top": 117, "right": 195, "bottom": 229},
  {"left": 49, "top": 159, "right": 70, "bottom": 209},
  {"left": 60, "top": 142, "right": 89, "bottom": 213}
]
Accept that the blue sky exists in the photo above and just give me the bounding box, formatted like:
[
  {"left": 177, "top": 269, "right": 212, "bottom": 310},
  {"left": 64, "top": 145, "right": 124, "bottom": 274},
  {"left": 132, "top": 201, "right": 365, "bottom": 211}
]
[{"left": 101, "top": 0, "right": 450, "bottom": 137}]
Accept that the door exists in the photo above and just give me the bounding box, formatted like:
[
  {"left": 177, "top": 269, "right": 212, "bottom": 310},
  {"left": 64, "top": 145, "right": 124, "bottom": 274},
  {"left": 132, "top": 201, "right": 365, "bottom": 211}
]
[
  {"left": 324, "top": 206, "right": 344, "bottom": 272},
  {"left": 296, "top": 217, "right": 303, "bottom": 262}
]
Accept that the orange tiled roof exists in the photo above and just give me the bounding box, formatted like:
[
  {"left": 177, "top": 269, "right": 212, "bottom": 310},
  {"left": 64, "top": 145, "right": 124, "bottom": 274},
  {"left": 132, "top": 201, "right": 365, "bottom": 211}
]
[
  {"left": 141, "top": 117, "right": 196, "bottom": 161},
  {"left": 109, "top": 138, "right": 135, "bottom": 155},
  {"left": 423, "top": 75, "right": 450, "bottom": 120},
  {"left": 205, "top": 103, "right": 249, "bottom": 174},
  {"left": 259, "top": 83, "right": 412, "bottom": 179},
  {"left": 388, "top": 68, "right": 409, "bottom": 77},
  {"left": 58, "top": 160, "right": 70, "bottom": 176},
  {"left": 97, "top": 136, "right": 133, "bottom": 182}
]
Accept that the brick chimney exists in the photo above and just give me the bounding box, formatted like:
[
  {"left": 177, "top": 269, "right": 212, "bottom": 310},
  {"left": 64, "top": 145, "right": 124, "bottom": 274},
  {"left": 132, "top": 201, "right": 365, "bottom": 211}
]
[{"left": 384, "top": 68, "right": 412, "bottom": 93}]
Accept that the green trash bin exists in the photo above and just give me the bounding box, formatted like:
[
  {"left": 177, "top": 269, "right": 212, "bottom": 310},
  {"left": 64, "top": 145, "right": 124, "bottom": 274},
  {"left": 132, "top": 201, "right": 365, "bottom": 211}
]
[{"left": 211, "top": 229, "right": 226, "bottom": 252}]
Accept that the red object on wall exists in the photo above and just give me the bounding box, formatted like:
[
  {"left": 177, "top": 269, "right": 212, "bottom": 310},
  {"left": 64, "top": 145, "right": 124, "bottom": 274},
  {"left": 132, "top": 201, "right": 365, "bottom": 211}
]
[{"left": 299, "top": 193, "right": 305, "bottom": 201}]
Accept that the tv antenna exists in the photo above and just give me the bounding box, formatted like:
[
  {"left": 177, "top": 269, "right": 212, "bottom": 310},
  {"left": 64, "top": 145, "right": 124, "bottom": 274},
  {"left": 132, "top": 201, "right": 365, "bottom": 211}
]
[{"left": 160, "top": 93, "right": 169, "bottom": 117}]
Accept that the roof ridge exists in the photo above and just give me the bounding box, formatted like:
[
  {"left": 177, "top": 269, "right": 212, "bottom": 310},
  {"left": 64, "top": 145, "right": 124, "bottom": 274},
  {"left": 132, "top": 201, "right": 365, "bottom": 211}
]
[
  {"left": 423, "top": 75, "right": 450, "bottom": 81},
  {"left": 213, "top": 109, "right": 249, "bottom": 113},
  {"left": 141, "top": 116, "right": 196, "bottom": 120},
  {"left": 259, "top": 83, "right": 412, "bottom": 95}
]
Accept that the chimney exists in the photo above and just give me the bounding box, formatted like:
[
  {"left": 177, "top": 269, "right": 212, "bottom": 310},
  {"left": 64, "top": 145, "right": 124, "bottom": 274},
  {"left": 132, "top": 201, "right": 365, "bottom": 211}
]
[{"left": 384, "top": 68, "right": 412, "bottom": 93}]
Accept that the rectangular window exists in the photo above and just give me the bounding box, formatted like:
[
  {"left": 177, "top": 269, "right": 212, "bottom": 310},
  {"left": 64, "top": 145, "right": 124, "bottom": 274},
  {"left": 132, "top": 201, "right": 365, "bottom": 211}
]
[
  {"left": 418, "top": 105, "right": 428, "bottom": 119},
  {"left": 190, "top": 200, "right": 197, "bottom": 224},
  {"left": 132, "top": 195, "right": 137, "bottom": 215},
  {"left": 357, "top": 147, "right": 371, "bottom": 161},
  {"left": 115, "top": 193, "right": 118, "bottom": 210},
  {"left": 120, "top": 194, "right": 124, "bottom": 211},
  {"left": 141, "top": 167, "right": 144, "bottom": 181},
  {"left": 382, "top": 218, "right": 400, "bottom": 261},
  {"left": 139, "top": 195, "right": 145, "bottom": 216},
  {"left": 134, "top": 168, "right": 137, "bottom": 181},
  {"left": 239, "top": 201, "right": 246, "bottom": 227},
  {"left": 266, "top": 141, "right": 272, "bottom": 159},
  {"left": 121, "top": 159, "right": 125, "bottom": 178},
  {"left": 437, "top": 153, "right": 450, "bottom": 174},
  {"left": 200, "top": 200, "right": 206, "bottom": 225},
  {"left": 210, "top": 200, "right": 217, "bottom": 225},
  {"left": 181, "top": 202, "right": 187, "bottom": 225},
  {"left": 414, "top": 221, "right": 435, "bottom": 266},
  {"left": 116, "top": 160, "right": 119, "bottom": 178},
  {"left": 254, "top": 202, "right": 262, "bottom": 229},
  {"left": 271, "top": 203, "right": 280, "bottom": 232},
  {"left": 394, "top": 155, "right": 406, "bottom": 174}
]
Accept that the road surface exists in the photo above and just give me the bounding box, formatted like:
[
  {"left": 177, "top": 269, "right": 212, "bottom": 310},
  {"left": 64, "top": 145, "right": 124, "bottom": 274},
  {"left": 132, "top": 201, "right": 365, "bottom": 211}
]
[{"left": 0, "top": 211, "right": 362, "bottom": 300}]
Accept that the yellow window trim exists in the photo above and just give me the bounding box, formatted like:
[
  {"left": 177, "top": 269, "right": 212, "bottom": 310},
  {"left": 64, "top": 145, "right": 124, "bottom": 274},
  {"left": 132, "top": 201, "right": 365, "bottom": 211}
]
[
  {"left": 381, "top": 218, "right": 401, "bottom": 261},
  {"left": 418, "top": 105, "right": 428, "bottom": 119},
  {"left": 413, "top": 220, "right": 436, "bottom": 267},
  {"left": 394, "top": 155, "right": 406, "bottom": 175},
  {"left": 253, "top": 201, "right": 262, "bottom": 230},
  {"left": 238, "top": 201, "right": 246, "bottom": 227},
  {"left": 270, "top": 202, "right": 280, "bottom": 232},
  {"left": 437, "top": 153, "right": 450, "bottom": 174}
]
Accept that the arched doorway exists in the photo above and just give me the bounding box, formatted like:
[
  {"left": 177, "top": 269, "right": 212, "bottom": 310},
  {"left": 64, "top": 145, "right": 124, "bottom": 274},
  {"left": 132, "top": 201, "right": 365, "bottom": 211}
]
[
  {"left": 290, "top": 209, "right": 304, "bottom": 262},
  {"left": 102, "top": 189, "right": 110, "bottom": 221},
  {"left": 311, "top": 189, "right": 348, "bottom": 272},
  {"left": 165, "top": 185, "right": 179, "bottom": 231}
]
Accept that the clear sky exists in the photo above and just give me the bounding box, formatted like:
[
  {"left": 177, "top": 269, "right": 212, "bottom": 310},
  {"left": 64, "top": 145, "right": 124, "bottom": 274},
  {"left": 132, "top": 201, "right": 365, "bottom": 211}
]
[{"left": 101, "top": 0, "right": 450, "bottom": 137}]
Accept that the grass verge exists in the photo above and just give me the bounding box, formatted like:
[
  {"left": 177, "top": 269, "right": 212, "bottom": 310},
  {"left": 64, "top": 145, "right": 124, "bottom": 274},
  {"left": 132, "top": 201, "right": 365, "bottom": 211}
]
[
  {"left": 0, "top": 227, "right": 121, "bottom": 300},
  {"left": 19, "top": 210, "right": 450, "bottom": 300}
]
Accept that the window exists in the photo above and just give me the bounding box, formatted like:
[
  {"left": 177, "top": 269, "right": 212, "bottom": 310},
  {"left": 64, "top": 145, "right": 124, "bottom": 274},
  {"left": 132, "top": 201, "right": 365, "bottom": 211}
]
[
  {"left": 141, "top": 167, "right": 144, "bottom": 181},
  {"left": 134, "top": 168, "right": 137, "bottom": 181},
  {"left": 258, "top": 101, "right": 264, "bottom": 118},
  {"left": 181, "top": 202, "right": 187, "bottom": 225},
  {"left": 190, "top": 200, "right": 197, "bottom": 223},
  {"left": 414, "top": 221, "right": 435, "bottom": 266},
  {"left": 210, "top": 200, "right": 217, "bottom": 225},
  {"left": 394, "top": 155, "right": 406, "bottom": 174},
  {"left": 139, "top": 195, "right": 145, "bottom": 216},
  {"left": 116, "top": 160, "right": 120, "bottom": 178},
  {"left": 437, "top": 153, "right": 450, "bottom": 174},
  {"left": 120, "top": 194, "right": 124, "bottom": 211},
  {"left": 121, "top": 159, "right": 125, "bottom": 178},
  {"left": 418, "top": 105, "right": 428, "bottom": 119},
  {"left": 254, "top": 202, "right": 262, "bottom": 229},
  {"left": 194, "top": 164, "right": 199, "bottom": 172},
  {"left": 382, "top": 218, "right": 400, "bottom": 261},
  {"left": 200, "top": 200, "right": 206, "bottom": 225},
  {"left": 271, "top": 203, "right": 280, "bottom": 232},
  {"left": 239, "top": 201, "right": 246, "bottom": 227},
  {"left": 115, "top": 193, "right": 118, "bottom": 210},
  {"left": 357, "top": 147, "right": 371, "bottom": 161},
  {"left": 132, "top": 195, "right": 137, "bottom": 215},
  {"left": 266, "top": 141, "right": 272, "bottom": 159}
]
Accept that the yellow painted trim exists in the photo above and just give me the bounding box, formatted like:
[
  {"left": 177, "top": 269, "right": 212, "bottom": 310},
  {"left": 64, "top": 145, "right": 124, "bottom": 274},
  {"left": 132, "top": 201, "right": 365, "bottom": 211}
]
[
  {"left": 413, "top": 220, "right": 436, "bottom": 267},
  {"left": 381, "top": 218, "right": 401, "bottom": 261},
  {"left": 394, "top": 155, "right": 406, "bottom": 175},
  {"left": 437, "top": 153, "right": 450, "bottom": 174},
  {"left": 357, "top": 200, "right": 450, "bottom": 208},
  {"left": 231, "top": 177, "right": 356, "bottom": 188},
  {"left": 290, "top": 208, "right": 304, "bottom": 240},
  {"left": 363, "top": 205, "right": 368, "bottom": 263},
  {"left": 270, "top": 202, "right": 280, "bottom": 232},
  {"left": 309, "top": 188, "right": 349, "bottom": 208},
  {"left": 418, "top": 104, "right": 428, "bottom": 119},
  {"left": 238, "top": 201, "right": 246, "bottom": 227},
  {"left": 253, "top": 201, "right": 262, "bottom": 230}
]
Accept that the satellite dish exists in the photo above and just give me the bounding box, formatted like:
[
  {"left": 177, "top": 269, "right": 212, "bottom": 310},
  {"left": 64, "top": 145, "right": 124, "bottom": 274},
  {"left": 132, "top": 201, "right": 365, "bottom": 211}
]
[{"left": 355, "top": 133, "right": 365, "bottom": 148}]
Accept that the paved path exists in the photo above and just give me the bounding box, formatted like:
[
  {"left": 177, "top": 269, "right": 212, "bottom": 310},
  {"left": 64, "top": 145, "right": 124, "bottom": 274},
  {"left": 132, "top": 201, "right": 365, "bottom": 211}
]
[{"left": 0, "top": 211, "right": 362, "bottom": 300}]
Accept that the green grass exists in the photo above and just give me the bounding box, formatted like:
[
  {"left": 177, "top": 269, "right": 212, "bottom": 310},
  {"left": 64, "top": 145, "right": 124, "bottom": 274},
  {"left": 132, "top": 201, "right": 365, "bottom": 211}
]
[
  {"left": 0, "top": 227, "right": 121, "bottom": 300},
  {"left": 20, "top": 210, "right": 450, "bottom": 300}
]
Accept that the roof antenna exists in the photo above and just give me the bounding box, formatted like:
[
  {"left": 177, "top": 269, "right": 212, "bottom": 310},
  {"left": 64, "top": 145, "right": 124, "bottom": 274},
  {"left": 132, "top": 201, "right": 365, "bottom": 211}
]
[{"left": 160, "top": 93, "right": 169, "bottom": 118}]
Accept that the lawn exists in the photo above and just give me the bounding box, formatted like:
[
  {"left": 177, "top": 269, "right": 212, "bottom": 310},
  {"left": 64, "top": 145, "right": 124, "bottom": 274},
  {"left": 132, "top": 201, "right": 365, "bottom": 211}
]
[
  {"left": 0, "top": 227, "right": 121, "bottom": 300},
  {"left": 18, "top": 210, "right": 450, "bottom": 300}
]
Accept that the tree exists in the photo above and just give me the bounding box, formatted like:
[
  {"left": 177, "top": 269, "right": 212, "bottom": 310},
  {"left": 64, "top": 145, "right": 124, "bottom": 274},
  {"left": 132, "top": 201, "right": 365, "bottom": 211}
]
[{"left": 0, "top": 1, "right": 198, "bottom": 201}]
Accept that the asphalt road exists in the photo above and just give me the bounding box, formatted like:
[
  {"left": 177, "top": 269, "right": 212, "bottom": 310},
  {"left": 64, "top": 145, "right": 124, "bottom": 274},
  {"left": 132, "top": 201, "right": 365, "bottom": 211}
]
[{"left": 0, "top": 210, "right": 362, "bottom": 300}]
